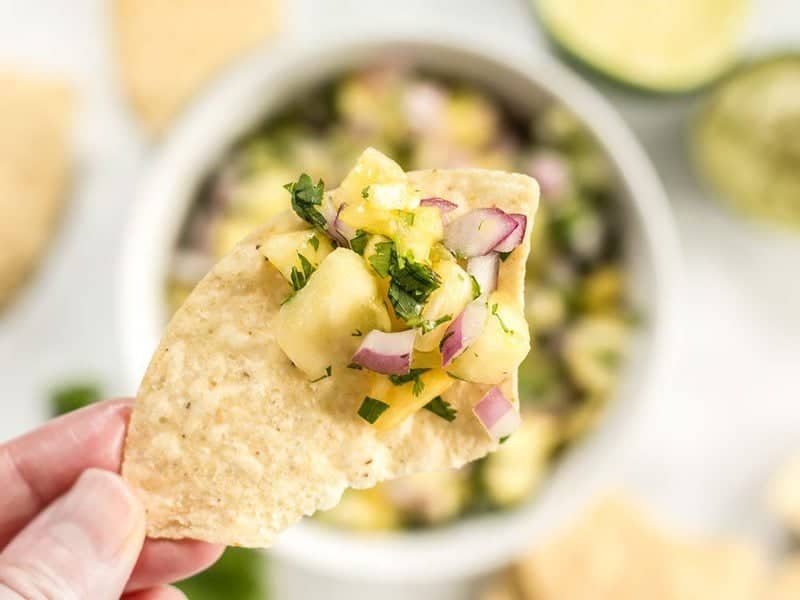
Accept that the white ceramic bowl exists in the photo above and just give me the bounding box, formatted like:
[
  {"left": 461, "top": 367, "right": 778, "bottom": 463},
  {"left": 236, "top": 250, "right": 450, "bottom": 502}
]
[{"left": 119, "top": 33, "right": 681, "bottom": 582}]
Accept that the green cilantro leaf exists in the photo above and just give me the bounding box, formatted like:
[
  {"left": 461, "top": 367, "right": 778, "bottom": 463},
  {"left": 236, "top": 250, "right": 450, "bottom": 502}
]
[
  {"left": 309, "top": 235, "right": 320, "bottom": 251},
  {"left": 388, "top": 282, "right": 423, "bottom": 323},
  {"left": 401, "top": 211, "right": 415, "bottom": 226},
  {"left": 498, "top": 251, "right": 512, "bottom": 262},
  {"left": 290, "top": 253, "right": 316, "bottom": 291},
  {"left": 358, "top": 397, "right": 389, "bottom": 424},
  {"left": 347, "top": 362, "right": 363, "bottom": 370},
  {"left": 350, "top": 230, "right": 369, "bottom": 255},
  {"left": 499, "top": 435, "right": 510, "bottom": 444},
  {"left": 369, "top": 241, "right": 396, "bottom": 278},
  {"left": 491, "top": 303, "right": 513, "bottom": 334},
  {"left": 391, "top": 261, "right": 441, "bottom": 304},
  {"left": 361, "top": 186, "right": 370, "bottom": 199},
  {"left": 388, "top": 368, "right": 429, "bottom": 385},
  {"left": 351, "top": 329, "right": 363, "bottom": 337},
  {"left": 285, "top": 174, "right": 327, "bottom": 228},
  {"left": 424, "top": 396, "right": 457, "bottom": 422}
]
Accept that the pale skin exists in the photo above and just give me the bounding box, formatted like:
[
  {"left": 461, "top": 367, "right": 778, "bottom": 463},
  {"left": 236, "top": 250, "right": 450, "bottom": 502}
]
[{"left": 0, "top": 400, "right": 224, "bottom": 599}]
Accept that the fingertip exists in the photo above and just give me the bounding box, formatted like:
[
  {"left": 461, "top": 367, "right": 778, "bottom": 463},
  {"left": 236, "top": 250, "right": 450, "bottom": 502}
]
[{"left": 123, "top": 584, "right": 187, "bottom": 600}]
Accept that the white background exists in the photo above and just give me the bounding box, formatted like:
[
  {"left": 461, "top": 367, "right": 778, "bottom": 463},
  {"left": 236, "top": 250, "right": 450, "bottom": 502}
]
[{"left": 0, "top": 1, "right": 798, "bottom": 598}]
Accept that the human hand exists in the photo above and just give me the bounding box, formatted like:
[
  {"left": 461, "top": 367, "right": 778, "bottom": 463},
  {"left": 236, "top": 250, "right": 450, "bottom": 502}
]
[{"left": 0, "top": 399, "right": 224, "bottom": 599}]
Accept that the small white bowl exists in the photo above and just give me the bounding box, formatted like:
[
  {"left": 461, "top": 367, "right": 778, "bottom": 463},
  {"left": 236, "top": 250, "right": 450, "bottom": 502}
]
[{"left": 119, "top": 32, "right": 681, "bottom": 582}]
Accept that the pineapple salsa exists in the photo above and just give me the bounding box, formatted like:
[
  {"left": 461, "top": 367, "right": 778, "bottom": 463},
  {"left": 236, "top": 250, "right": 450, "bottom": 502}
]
[
  {"left": 167, "top": 65, "right": 634, "bottom": 530},
  {"left": 266, "top": 148, "right": 530, "bottom": 436}
]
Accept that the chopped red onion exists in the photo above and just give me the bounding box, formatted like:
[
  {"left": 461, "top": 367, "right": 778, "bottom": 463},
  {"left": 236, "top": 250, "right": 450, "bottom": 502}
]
[
  {"left": 473, "top": 386, "right": 520, "bottom": 441},
  {"left": 492, "top": 213, "right": 527, "bottom": 253},
  {"left": 332, "top": 203, "right": 356, "bottom": 246},
  {"left": 351, "top": 329, "right": 416, "bottom": 375},
  {"left": 420, "top": 197, "right": 458, "bottom": 216},
  {"left": 404, "top": 82, "right": 447, "bottom": 134},
  {"left": 443, "top": 208, "right": 517, "bottom": 257},
  {"left": 440, "top": 301, "right": 488, "bottom": 367},
  {"left": 467, "top": 254, "right": 499, "bottom": 299}
]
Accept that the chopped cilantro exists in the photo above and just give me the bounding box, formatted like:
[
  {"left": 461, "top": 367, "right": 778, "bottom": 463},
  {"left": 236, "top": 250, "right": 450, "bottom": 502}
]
[
  {"left": 50, "top": 382, "right": 102, "bottom": 416},
  {"left": 420, "top": 314, "right": 452, "bottom": 334},
  {"left": 285, "top": 174, "right": 327, "bottom": 228},
  {"left": 351, "top": 329, "right": 363, "bottom": 337},
  {"left": 491, "top": 303, "right": 513, "bottom": 334},
  {"left": 388, "top": 368, "right": 429, "bottom": 385},
  {"left": 361, "top": 186, "right": 370, "bottom": 199},
  {"left": 499, "top": 435, "right": 510, "bottom": 444},
  {"left": 424, "top": 396, "right": 457, "bottom": 422},
  {"left": 498, "top": 251, "right": 512, "bottom": 262},
  {"left": 401, "top": 211, "right": 415, "bottom": 226},
  {"left": 391, "top": 261, "right": 440, "bottom": 304},
  {"left": 310, "top": 365, "right": 332, "bottom": 382},
  {"left": 412, "top": 377, "right": 425, "bottom": 396},
  {"left": 388, "top": 282, "right": 423, "bottom": 323},
  {"left": 309, "top": 235, "right": 320, "bottom": 251},
  {"left": 350, "top": 230, "right": 369, "bottom": 255},
  {"left": 347, "top": 363, "right": 363, "bottom": 370},
  {"left": 446, "top": 371, "right": 468, "bottom": 381},
  {"left": 470, "top": 274, "right": 481, "bottom": 300},
  {"left": 368, "top": 241, "right": 395, "bottom": 278},
  {"left": 290, "top": 253, "right": 316, "bottom": 291},
  {"left": 358, "top": 397, "right": 389, "bottom": 424}
]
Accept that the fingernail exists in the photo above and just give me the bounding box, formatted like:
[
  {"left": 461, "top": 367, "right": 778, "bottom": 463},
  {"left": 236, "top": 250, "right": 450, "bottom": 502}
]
[{"left": 0, "top": 469, "right": 145, "bottom": 599}]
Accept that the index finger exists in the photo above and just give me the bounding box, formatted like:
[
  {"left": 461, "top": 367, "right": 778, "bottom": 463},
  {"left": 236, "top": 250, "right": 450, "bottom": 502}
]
[{"left": 0, "top": 399, "right": 132, "bottom": 547}]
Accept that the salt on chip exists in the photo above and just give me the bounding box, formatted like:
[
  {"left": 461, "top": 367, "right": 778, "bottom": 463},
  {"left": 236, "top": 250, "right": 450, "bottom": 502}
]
[
  {"left": 112, "top": 0, "right": 281, "bottom": 135},
  {"left": 121, "top": 169, "right": 538, "bottom": 546},
  {"left": 0, "top": 71, "right": 74, "bottom": 309},
  {"left": 514, "top": 494, "right": 765, "bottom": 600}
]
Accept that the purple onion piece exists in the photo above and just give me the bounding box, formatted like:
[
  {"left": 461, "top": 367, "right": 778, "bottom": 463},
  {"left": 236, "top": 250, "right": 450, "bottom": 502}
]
[
  {"left": 440, "top": 301, "right": 488, "bottom": 367},
  {"left": 492, "top": 213, "right": 527, "bottom": 253},
  {"left": 332, "top": 203, "right": 355, "bottom": 246},
  {"left": 467, "top": 254, "right": 499, "bottom": 299},
  {"left": 473, "top": 386, "right": 520, "bottom": 441},
  {"left": 351, "top": 329, "right": 416, "bottom": 375},
  {"left": 443, "top": 208, "right": 517, "bottom": 257}
]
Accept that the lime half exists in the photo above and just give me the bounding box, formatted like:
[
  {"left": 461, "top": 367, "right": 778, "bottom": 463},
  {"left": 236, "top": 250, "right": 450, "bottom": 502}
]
[
  {"left": 535, "top": 0, "right": 750, "bottom": 93},
  {"left": 693, "top": 54, "right": 800, "bottom": 228}
]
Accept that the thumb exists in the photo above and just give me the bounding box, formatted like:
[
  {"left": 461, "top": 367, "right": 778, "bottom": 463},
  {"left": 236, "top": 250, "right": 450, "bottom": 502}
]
[{"left": 0, "top": 468, "right": 145, "bottom": 600}]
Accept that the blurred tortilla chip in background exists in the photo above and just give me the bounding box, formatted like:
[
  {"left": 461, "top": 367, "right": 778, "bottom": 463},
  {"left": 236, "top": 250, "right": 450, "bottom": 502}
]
[
  {"left": 483, "top": 494, "right": 766, "bottom": 600},
  {"left": 0, "top": 71, "right": 75, "bottom": 310},
  {"left": 112, "top": 0, "right": 281, "bottom": 135}
]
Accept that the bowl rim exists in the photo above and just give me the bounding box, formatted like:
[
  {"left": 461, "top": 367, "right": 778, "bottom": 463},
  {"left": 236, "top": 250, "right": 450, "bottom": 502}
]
[{"left": 118, "top": 30, "right": 683, "bottom": 582}]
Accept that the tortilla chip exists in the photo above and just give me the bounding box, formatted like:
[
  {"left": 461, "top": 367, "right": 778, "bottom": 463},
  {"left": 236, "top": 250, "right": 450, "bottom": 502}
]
[
  {"left": 515, "top": 494, "right": 765, "bottom": 600},
  {"left": 122, "top": 169, "right": 538, "bottom": 546},
  {"left": 112, "top": 0, "right": 281, "bottom": 135},
  {"left": 769, "top": 556, "right": 800, "bottom": 600},
  {"left": 768, "top": 454, "right": 800, "bottom": 534},
  {"left": 0, "top": 71, "right": 74, "bottom": 308}
]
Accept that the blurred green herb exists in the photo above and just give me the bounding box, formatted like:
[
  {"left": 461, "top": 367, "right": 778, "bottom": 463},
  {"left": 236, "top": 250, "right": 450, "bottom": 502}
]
[{"left": 176, "top": 547, "right": 268, "bottom": 600}]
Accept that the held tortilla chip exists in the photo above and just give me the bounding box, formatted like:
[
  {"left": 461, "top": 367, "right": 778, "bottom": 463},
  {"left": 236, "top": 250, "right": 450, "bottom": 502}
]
[
  {"left": 122, "top": 169, "right": 538, "bottom": 546},
  {"left": 0, "top": 71, "right": 74, "bottom": 309},
  {"left": 112, "top": 0, "right": 281, "bottom": 135}
]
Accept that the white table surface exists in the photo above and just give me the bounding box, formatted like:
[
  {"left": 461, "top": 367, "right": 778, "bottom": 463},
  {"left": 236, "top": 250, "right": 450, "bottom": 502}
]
[{"left": 1, "top": 1, "right": 798, "bottom": 598}]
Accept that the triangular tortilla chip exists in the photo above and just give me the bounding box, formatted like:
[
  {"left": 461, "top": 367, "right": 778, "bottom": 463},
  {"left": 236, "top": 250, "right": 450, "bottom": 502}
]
[
  {"left": 112, "top": 0, "right": 281, "bottom": 135},
  {"left": 122, "top": 169, "right": 538, "bottom": 546},
  {"left": 0, "top": 71, "right": 74, "bottom": 309}
]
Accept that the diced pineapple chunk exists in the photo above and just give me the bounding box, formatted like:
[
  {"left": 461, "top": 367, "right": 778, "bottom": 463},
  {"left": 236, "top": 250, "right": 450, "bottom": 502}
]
[
  {"left": 411, "top": 350, "right": 443, "bottom": 369},
  {"left": 258, "top": 229, "right": 334, "bottom": 282},
  {"left": 447, "top": 291, "right": 530, "bottom": 385},
  {"left": 276, "top": 248, "right": 391, "bottom": 380},
  {"left": 562, "top": 315, "right": 629, "bottom": 394},
  {"left": 372, "top": 369, "right": 455, "bottom": 431},
  {"left": 334, "top": 147, "right": 407, "bottom": 206},
  {"left": 367, "top": 182, "right": 420, "bottom": 211},
  {"left": 339, "top": 204, "right": 443, "bottom": 261},
  {"left": 316, "top": 489, "right": 399, "bottom": 531},
  {"left": 415, "top": 260, "right": 474, "bottom": 352},
  {"left": 228, "top": 167, "right": 295, "bottom": 221}
]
